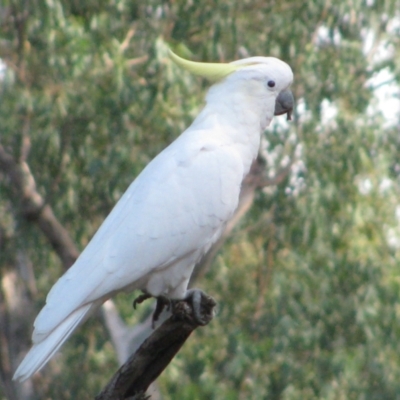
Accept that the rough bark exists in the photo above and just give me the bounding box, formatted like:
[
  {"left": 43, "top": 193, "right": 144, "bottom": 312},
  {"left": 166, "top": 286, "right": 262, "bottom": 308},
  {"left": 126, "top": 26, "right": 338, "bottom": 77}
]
[{"left": 96, "top": 294, "right": 216, "bottom": 400}]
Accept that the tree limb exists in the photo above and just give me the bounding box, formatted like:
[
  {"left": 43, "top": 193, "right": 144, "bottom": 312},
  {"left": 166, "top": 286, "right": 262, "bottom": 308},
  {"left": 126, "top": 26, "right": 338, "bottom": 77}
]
[
  {"left": 96, "top": 293, "right": 216, "bottom": 400},
  {"left": 0, "top": 144, "right": 79, "bottom": 269}
]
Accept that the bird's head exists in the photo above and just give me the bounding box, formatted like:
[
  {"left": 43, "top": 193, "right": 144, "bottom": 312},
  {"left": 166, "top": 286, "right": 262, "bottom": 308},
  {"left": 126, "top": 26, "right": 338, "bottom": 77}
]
[{"left": 169, "top": 49, "right": 294, "bottom": 121}]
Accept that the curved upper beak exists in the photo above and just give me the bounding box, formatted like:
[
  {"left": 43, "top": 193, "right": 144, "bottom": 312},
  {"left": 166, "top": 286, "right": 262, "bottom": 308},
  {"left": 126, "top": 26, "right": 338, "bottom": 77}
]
[{"left": 274, "top": 89, "right": 294, "bottom": 121}]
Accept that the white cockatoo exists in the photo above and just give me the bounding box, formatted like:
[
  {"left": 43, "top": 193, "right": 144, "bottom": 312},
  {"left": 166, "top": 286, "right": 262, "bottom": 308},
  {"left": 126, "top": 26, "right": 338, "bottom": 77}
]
[{"left": 13, "top": 49, "right": 293, "bottom": 381}]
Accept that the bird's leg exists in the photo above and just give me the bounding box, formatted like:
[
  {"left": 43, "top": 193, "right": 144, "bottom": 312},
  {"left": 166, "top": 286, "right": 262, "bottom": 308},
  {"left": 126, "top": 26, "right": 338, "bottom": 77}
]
[
  {"left": 152, "top": 295, "right": 171, "bottom": 328},
  {"left": 133, "top": 292, "right": 172, "bottom": 328},
  {"left": 133, "top": 290, "right": 215, "bottom": 327},
  {"left": 184, "top": 288, "right": 215, "bottom": 326}
]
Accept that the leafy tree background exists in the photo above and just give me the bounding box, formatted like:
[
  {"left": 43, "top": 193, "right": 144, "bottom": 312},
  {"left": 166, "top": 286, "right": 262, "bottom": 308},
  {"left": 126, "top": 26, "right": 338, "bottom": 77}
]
[{"left": 1, "top": 0, "right": 400, "bottom": 399}]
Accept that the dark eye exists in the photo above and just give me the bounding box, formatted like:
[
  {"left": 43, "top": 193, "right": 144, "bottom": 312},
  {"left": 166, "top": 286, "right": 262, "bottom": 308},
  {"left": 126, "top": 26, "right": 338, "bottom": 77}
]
[{"left": 267, "top": 80, "right": 275, "bottom": 88}]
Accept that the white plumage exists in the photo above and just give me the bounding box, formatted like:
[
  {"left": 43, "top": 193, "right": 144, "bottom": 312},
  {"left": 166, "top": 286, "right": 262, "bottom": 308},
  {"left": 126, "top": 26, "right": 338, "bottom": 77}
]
[{"left": 13, "top": 52, "right": 293, "bottom": 381}]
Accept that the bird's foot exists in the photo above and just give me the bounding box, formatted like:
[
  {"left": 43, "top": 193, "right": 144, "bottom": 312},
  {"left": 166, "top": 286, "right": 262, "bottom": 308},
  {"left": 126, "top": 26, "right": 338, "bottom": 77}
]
[
  {"left": 133, "top": 292, "right": 171, "bottom": 328},
  {"left": 152, "top": 295, "right": 171, "bottom": 328},
  {"left": 133, "top": 289, "right": 216, "bottom": 327},
  {"left": 133, "top": 292, "right": 152, "bottom": 309},
  {"left": 183, "top": 288, "right": 216, "bottom": 326}
]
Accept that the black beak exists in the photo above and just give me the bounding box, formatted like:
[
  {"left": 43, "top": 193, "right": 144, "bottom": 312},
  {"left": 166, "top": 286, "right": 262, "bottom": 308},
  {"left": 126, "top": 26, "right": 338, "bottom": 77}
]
[{"left": 274, "top": 89, "right": 294, "bottom": 121}]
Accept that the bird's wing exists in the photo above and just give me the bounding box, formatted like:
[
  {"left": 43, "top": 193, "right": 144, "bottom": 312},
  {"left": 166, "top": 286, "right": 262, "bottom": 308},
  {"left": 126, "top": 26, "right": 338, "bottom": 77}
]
[{"left": 32, "top": 129, "right": 244, "bottom": 341}]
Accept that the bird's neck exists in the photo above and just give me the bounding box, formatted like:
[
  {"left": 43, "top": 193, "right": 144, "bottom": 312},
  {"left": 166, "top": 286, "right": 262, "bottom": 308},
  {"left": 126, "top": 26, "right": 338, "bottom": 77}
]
[{"left": 190, "top": 79, "right": 275, "bottom": 175}]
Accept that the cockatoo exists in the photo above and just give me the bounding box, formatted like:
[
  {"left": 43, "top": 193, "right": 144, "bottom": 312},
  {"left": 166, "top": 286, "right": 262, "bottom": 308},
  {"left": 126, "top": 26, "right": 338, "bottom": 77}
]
[{"left": 13, "top": 49, "right": 293, "bottom": 382}]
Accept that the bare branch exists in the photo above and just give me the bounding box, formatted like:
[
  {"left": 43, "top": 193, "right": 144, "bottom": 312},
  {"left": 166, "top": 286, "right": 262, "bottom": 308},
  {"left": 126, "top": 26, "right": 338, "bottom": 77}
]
[
  {"left": 0, "top": 144, "right": 79, "bottom": 269},
  {"left": 96, "top": 294, "right": 216, "bottom": 400},
  {"left": 126, "top": 55, "right": 149, "bottom": 67},
  {"left": 120, "top": 27, "right": 136, "bottom": 53}
]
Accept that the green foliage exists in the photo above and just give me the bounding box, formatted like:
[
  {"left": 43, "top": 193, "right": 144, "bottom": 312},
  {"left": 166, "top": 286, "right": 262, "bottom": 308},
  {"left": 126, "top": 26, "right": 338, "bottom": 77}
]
[{"left": 1, "top": 0, "right": 400, "bottom": 398}]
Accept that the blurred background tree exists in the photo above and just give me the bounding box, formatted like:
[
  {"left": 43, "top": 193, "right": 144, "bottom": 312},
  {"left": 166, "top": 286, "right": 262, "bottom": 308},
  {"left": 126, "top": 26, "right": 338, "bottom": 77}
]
[{"left": 1, "top": 0, "right": 400, "bottom": 399}]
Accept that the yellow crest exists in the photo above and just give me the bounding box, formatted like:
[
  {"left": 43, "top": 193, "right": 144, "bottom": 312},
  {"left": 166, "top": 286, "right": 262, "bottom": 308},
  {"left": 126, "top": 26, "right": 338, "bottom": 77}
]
[{"left": 168, "top": 49, "right": 241, "bottom": 81}]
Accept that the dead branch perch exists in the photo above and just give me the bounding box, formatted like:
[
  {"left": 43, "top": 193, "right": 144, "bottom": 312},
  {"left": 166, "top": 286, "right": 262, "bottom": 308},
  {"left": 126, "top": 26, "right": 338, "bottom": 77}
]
[
  {"left": 0, "top": 144, "right": 79, "bottom": 269},
  {"left": 96, "top": 293, "right": 216, "bottom": 400}
]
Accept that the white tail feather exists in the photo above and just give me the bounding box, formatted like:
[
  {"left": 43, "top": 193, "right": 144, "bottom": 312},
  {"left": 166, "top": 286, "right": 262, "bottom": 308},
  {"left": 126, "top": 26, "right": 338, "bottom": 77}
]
[{"left": 13, "top": 302, "right": 97, "bottom": 382}]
